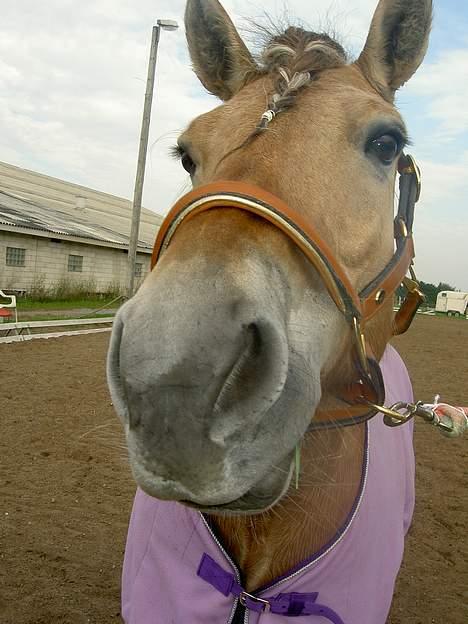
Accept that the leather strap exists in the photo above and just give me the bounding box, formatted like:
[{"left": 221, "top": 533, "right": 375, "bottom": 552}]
[
  {"left": 359, "top": 237, "right": 414, "bottom": 321},
  {"left": 393, "top": 288, "right": 425, "bottom": 336},
  {"left": 151, "top": 182, "right": 362, "bottom": 320},
  {"left": 311, "top": 355, "right": 386, "bottom": 429},
  {"left": 151, "top": 154, "right": 421, "bottom": 426},
  {"left": 152, "top": 161, "right": 419, "bottom": 327}
]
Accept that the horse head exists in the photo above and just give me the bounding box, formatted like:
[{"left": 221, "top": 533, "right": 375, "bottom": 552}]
[{"left": 108, "top": 0, "right": 431, "bottom": 514}]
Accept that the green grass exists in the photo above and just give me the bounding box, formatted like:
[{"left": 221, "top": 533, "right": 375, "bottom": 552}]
[{"left": 15, "top": 297, "right": 122, "bottom": 311}]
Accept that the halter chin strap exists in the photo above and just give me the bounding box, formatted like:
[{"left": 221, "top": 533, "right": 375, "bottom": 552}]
[{"left": 151, "top": 154, "right": 424, "bottom": 428}]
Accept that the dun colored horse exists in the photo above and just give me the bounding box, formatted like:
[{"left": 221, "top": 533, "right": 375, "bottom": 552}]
[{"left": 108, "top": 1, "right": 436, "bottom": 621}]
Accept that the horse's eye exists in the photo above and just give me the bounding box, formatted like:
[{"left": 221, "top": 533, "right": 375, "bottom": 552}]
[
  {"left": 181, "top": 152, "right": 196, "bottom": 176},
  {"left": 368, "top": 134, "right": 400, "bottom": 165}
]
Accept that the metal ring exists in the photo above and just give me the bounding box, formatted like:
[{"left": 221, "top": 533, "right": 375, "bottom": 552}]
[
  {"left": 404, "top": 154, "right": 422, "bottom": 203},
  {"left": 352, "top": 317, "right": 369, "bottom": 374},
  {"left": 239, "top": 591, "right": 271, "bottom": 612}
]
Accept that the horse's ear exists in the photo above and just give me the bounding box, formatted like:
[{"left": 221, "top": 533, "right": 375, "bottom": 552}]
[
  {"left": 185, "top": 0, "right": 258, "bottom": 101},
  {"left": 357, "top": 0, "right": 432, "bottom": 98}
]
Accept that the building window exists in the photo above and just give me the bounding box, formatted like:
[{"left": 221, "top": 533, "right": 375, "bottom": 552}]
[
  {"left": 68, "top": 254, "right": 83, "bottom": 272},
  {"left": 6, "top": 247, "right": 26, "bottom": 267},
  {"left": 134, "top": 263, "right": 143, "bottom": 278}
]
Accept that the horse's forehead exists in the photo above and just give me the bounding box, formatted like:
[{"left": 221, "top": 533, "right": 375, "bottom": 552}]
[{"left": 186, "top": 65, "right": 400, "bottom": 147}]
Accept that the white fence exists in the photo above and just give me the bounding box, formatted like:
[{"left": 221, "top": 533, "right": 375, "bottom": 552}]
[{"left": 0, "top": 316, "right": 114, "bottom": 344}]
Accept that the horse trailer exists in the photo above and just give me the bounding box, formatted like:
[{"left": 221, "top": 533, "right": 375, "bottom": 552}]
[{"left": 435, "top": 291, "right": 468, "bottom": 317}]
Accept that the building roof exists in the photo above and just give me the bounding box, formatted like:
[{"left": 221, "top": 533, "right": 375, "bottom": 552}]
[
  {"left": 0, "top": 190, "right": 152, "bottom": 250},
  {"left": 0, "top": 161, "right": 162, "bottom": 250}
]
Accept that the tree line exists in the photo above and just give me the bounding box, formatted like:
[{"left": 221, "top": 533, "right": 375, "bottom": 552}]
[{"left": 397, "top": 281, "right": 457, "bottom": 307}]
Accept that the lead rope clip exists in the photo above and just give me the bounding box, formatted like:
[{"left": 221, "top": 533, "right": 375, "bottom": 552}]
[{"left": 376, "top": 399, "right": 467, "bottom": 438}]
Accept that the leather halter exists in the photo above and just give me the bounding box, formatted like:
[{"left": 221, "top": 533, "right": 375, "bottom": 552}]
[{"left": 151, "top": 154, "right": 425, "bottom": 428}]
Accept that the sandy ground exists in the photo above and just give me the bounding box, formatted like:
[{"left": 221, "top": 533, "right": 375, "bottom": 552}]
[{"left": 0, "top": 315, "right": 466, "bottom": 623}]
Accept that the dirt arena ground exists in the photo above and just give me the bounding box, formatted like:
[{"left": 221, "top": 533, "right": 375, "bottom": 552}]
[{"left": 1, "top": 315, "right": 466, "bottom": 623}]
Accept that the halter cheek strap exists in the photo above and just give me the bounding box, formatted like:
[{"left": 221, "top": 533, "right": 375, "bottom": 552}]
[{"left": 151, "top": 154, "right": 424, "bottom": 427}]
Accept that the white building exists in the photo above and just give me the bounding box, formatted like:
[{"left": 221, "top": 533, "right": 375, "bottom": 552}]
[{"left": 0, "top": 161, "right": 162, "bottom": 294}]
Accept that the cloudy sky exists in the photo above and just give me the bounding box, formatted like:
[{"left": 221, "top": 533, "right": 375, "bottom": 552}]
[{"left": 1, "top": 0, "right": 467, "bottom": 289}]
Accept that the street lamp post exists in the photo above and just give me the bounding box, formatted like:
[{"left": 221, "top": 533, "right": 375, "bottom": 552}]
[{"left": 127, "top": 19, "right": 179, "bottom": 298}]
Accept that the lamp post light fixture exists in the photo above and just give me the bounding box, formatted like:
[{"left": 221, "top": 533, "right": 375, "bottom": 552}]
[
  {"left": 157, "top": 19, "right": 179, "bottom": 31},
  {"left": 127, "top": 19, "right": 179, "bottom": 298}
]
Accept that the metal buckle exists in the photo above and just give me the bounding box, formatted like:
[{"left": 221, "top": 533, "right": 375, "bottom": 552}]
[
  {"left": 352, "top": 317, "right": 369, "bottom": 375},
  {"left": 402, "top": 276, "right": 425, "bottom": 301},
  {"left": 401, "top": 265, "right": 426, "bottom": 303},
  {"left": 239, "top": 591, "right": 271, "bottom": 612},
  {"left": 395, "top": 217, "right": 408, "bottom": 239},
  {"left": 400, "top": 154, "right": 422, "bottom": 203}
]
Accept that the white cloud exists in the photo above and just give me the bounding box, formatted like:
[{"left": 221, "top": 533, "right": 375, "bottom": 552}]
[
  {"left": 0, "top": 0, "right": 375, "bottom": 207},
  {"left": 407, "top": 48, "right": 468, "bottom": 138},
  {"left": 0, "top": 0, "right": 201, "bottom": 201},
  {"left": 413, "top": 153, "right": 468, "bottom": 290}
]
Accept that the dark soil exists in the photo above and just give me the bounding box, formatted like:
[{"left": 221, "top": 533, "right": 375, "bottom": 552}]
[{"left": 0, "top": 316, "right": 466, "bottom": 623}]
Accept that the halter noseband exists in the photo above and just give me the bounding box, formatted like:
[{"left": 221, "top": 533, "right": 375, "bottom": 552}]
[{"left": 151, "top": 154, "right": 424, "bottom": 429}]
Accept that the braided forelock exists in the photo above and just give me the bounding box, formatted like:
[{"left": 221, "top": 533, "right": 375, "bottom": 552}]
[
  {"left": 262, "top": 27, "right": 346, "bottom": 71},
  {"left": 256, "top": 27, "right": 347, "bottom": 131}
]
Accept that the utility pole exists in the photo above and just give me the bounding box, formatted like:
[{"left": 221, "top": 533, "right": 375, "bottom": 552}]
[{"left": 127, "top": 20, "right": 178, "bottom": 298}]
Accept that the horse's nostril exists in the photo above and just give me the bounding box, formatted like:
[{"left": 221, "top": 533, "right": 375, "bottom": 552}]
[
  {"left": 246, "top": 322, "right": 262, "bottom": 358},
  {"left": 210, "top": 319, "right": 288, "bottom": 444}
]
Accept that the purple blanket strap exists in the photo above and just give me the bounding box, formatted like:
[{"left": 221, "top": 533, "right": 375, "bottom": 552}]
[{"left": 197, "top": 553, "right": 346, "bottom": 623}]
